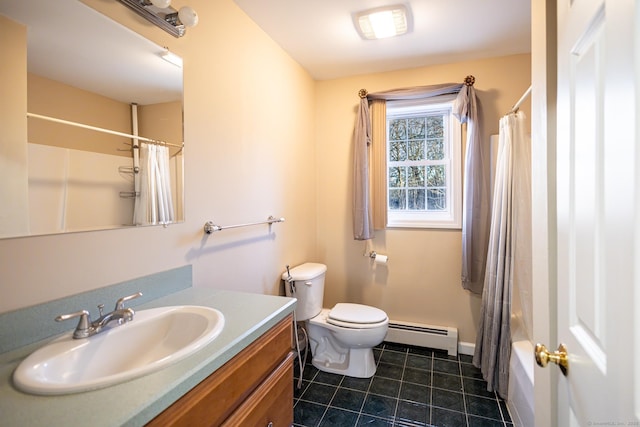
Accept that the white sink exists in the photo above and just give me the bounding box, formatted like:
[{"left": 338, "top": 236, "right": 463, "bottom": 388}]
[{"left": 13, "top": 305, "right": 225, "bottom": 395}]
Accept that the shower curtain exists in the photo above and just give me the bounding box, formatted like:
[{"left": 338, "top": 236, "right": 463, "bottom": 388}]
[
  {"left": 133, "top": 142, "right": 174, "bottom": 226},
  {"left": 473, "top": 111, "right": 528, "bottom": 398}
]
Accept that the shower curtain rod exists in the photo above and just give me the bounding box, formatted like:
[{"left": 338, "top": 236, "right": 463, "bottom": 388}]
[
  {"left": 508, "top": 85, "right": 532, "bottom": 114},
  {"left": 26, "top": 112, "right": 184, "bottom": 149}
]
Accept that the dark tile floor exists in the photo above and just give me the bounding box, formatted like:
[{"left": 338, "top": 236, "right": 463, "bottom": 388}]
[{"left": 293, "top": 342, "right": 513, "bottom": 427}]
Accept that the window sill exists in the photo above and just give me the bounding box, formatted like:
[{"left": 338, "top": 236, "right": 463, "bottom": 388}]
[{"left": 386, "top": 220, "right": 462, "bottom": 230}]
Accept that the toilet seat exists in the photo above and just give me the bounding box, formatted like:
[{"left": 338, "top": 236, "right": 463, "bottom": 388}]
[{"left": 327, "top": 303, "right": 388, "bottom": 329}]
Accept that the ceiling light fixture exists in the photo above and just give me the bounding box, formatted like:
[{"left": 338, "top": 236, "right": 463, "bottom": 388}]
[
  {"left": 116, "top": 0, "right": 199, "bottom": 38},
  {"left": 353, "top": 4, "right": 412, "bottom": 40}
]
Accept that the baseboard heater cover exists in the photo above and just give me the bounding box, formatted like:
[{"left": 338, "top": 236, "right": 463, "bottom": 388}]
[{"left": 385, "top": 320, "right": 458, "bottom": 356}]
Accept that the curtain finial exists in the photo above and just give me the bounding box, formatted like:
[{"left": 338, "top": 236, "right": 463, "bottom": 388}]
[
  {"left": 464, "top": 75, "right": 475, "bottom": 86},
  {"left": 358, "top": 89, "right": 368, "bottom": 99}
]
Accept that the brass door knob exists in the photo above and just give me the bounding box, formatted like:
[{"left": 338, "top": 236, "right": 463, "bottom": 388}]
[{"left": 535, "top": 343, "right": 569, "bottom": 376}]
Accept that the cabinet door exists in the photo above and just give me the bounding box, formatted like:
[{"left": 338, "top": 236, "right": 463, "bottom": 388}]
[
  {"left": 147, "top": 315, "right": 292, "bottom": 427},
  {"left": 221, "top": 352, "right": 294, "bottom": 427}
]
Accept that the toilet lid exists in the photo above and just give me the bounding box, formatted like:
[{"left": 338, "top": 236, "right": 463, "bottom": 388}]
[{"left": 328, "top": 303, "right": 388, "bottom": 327}]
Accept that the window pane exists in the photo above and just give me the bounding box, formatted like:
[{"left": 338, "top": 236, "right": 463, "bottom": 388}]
[
  {"left": 389, "top": 119, "right": 407, "bottom": 140},
  {"left": 426, "top": 138, "right": 444, "bottom": 160},
  {"left": 389, "top": 141, "right": 407, "bottom": 161},
  {"left": 426, "top": 165, "right": 446, "bottom": 187},
  {"left": 408, "top": 189, "right": 425, "bottom": 210},
  {"left": 385, "top": 99, "right": 461, "bottom": 228},
  {"left": 427, "top": 188, "right": 446, "bottom": 210},
  {"left": 408, "top": 166, "right": 424, "bottom": 187},
  {"left": 408, "top": 118, "right": 425, "bottom": 139},
  {"left": 388, "top": 166, "right": 406, "bottom": 188},
  {"left": 426, "top": 116, "right": 444, "bottom": 138},
  {"left": 389, "top": 189, "right": 406, "bottom": 209},
  {"left": 408, "top": 140, "right": 424, "bottom": 160}
]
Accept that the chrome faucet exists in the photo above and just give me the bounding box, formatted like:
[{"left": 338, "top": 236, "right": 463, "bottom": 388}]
[{"left": 55, "top": 292, "right": 143, "bottom": 339}]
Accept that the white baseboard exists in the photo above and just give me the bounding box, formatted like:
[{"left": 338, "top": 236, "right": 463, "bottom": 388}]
[{"left": 458, "top": 341, "right": 475, "bottom": 356}]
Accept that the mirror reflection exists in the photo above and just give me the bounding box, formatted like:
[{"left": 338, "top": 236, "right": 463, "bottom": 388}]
[{"left": 0, "top": 0, "right": 184, "bottom": 239}]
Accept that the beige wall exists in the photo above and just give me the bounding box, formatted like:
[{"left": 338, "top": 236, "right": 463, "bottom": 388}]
[
  {"left": 0, "top": 15, "right": 29, "bottom": 236},
  {"left": 138, "top": 101, "right": 183, "bottom": 154},
  {"left": 0, "top": 0, "right": 530, "bottom": 347},
  {"left": 28, "top": 74, "right": 132, "bottom": 156},
  {"left": 28, "top": 75, "right": 182, "bottom": 157},
  {"left": 315, "top": 54, "right": 531, "bottom": 343},
  {"left": 0, "top": 0, "right": 316, "bottom": 312}
]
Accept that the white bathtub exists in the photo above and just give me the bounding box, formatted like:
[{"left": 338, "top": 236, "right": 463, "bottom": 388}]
[{"left": 508, "top": 316, "right": 534, "bottom": 427}]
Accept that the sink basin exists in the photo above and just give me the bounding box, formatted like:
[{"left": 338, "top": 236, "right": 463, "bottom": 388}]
[{"left": 13, "top": 305, "right": 224, "bottom": 395}]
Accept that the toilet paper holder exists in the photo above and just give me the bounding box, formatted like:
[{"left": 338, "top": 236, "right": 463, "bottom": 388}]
[{"left": 366, "top": 251, "right": 389, "bottom": 263}]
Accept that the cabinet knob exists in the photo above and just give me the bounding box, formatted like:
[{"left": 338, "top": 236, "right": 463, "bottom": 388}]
[{"left": 267, "top": 423, "right": 273, "bottom": 427}]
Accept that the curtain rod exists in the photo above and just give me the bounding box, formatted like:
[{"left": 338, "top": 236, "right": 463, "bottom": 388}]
[
  {"left": 508, "top": 86, "right": 532, "bottom": 114},
  {"left": 358, "top": 75, "right": 476, "bottom": 99},
  {"left": 26, "top": 112, "right": 184, "bottom": 149}
]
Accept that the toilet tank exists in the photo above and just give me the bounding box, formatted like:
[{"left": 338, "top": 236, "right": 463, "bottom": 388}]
[{"left": 282, "top": 263, "right": 327, "bottom": 321}]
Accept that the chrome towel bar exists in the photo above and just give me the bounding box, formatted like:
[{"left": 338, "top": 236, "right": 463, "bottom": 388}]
[{"left": 203, "top": 216, "right": 285, "bottom": 234}]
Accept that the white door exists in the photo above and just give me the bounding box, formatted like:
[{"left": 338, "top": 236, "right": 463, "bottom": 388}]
[{"left": 545, "top": 0, "right": 639, "bottom": 424}]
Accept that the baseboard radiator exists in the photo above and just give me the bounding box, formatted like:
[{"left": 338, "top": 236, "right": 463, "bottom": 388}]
[{"left": 385, "top": 320, "right": 458, "bottom": 356}]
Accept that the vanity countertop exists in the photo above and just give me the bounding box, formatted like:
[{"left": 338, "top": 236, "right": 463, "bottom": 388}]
[{"left": 0, "top": 287, "right": 296, "bottom": 426}]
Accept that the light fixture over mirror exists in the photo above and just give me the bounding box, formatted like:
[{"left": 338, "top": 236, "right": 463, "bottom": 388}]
[
  {"left": 117, "top": 0, "right": 199, "bottom": 38},
  {"left": 353, "top": 4, "right": 412, "bottom": 40}
]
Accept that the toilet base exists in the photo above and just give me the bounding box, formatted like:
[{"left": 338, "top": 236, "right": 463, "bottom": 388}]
[
  {"left": 311, "top": 346, "right": 377, "bottom": 378},
  {"left": 305, "top": 309, "right": 387, "bottom": 379}
]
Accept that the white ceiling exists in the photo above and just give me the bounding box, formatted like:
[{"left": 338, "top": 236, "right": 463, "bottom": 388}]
[
  {"left": 233, "top": 0, "right": 532, "bottom": 80},
  {"left": 0, "top": 0, "right": 182, "bottom": 105},
  {"left": 1, "top": 0, "right": 531, "bottom": 98}
]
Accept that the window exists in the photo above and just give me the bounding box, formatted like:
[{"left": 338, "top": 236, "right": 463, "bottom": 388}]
[{"left": 385, "top": 96, "right": 462, "bottom": 229}]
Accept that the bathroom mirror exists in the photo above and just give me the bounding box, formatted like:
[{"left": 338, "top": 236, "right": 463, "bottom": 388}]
[{"left": 0, "top": 0, "right": 184, "bottom": 239}]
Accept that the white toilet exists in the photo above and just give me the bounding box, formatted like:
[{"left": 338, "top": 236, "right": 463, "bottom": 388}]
[{"left": 283, "top": 262, "right": 389, "bottom": 378}]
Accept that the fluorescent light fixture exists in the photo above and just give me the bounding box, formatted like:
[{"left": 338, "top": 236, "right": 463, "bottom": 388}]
[
  {"left": 354, "top": 4, "right": 412, "bottom": 40},
  {"left": 116, "top": 0, "right": 198, "bottom": 37},
  {"left": 160, "top": 49, "right": 183, "bottom": 68}
]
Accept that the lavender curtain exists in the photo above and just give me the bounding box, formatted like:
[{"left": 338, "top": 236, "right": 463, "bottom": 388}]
[
  {"left": 454, "top": 85, "right": 491, "bottom": 294},
  {"left": 353, "top": 80, "right": 490, "bottom": 295},
  {"left": 353, "top": 97, "right": 373, "bottom": 240}
]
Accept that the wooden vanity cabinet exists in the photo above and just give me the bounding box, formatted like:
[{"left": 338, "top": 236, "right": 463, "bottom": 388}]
[{"left": 147, "top": 314, "right": 294, "bottom": 427}]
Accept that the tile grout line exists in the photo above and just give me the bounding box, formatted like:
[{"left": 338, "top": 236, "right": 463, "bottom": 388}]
[
  {"left": 391, "top": 346, "right": 409, "bottom": 424},
  {"left": 460, "top": 359, "right": 509, "bottom": 427},
  {"left": 384, "top": 344, "right": 400, "bottom": 424},
  {"left": 292, "top": 344, "right": 511, "bottom": 427},
  {"left": 458, "top": 353, "right": 471, "bottom": 427},
  {"left": 315, "top": 374, "right": 343, "bottom": 427},
  {"left": 497, "top": 393, "right": 509, "bottom": 426},
  {"left": 292, "top": 366, "right": 315, "bottom": 410},
  {"left": 463, "top": 363, "right": 510, "bottom": 426},
  {"left": 355, "top": 346, "right": 381, "bottom": 426},
  {"left": 428, "top": 350, "right": 434, "bottom": 426}
]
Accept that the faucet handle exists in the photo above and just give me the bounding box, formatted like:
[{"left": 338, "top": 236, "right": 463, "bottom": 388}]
[
  {"left": 114, "top": 291, "right": 143, "bottom": 310},
  {"left": 55, "top": 310, "right": 91, "bottom": 339}
]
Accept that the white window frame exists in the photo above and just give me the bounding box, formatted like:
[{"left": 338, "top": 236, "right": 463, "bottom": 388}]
[{"left": 385, "top": 95, "right": 462, "bottom": 229}]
